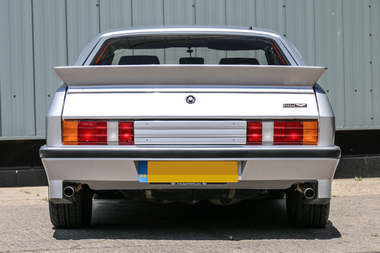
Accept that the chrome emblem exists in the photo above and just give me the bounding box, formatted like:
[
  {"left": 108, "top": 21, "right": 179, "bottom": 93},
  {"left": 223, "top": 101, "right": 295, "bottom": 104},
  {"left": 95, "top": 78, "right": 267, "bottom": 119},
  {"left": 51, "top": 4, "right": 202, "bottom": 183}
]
[
  {"left": 283, "top": 103, "right": 307, "bottom": 108},
  {"left": 186, "top": 95, "right": 196, "bottom": 104}
]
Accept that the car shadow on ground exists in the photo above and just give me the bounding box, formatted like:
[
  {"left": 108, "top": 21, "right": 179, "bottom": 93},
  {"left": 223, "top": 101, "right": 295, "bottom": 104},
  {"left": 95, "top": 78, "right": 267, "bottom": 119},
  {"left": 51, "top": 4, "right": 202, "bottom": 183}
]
[{"left": 53, "top": 198, "right": 341, "bottom": 241}]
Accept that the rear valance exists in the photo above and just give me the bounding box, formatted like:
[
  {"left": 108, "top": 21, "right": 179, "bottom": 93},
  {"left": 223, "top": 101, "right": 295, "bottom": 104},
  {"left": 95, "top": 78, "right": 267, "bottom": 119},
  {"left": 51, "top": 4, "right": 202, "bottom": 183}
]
[{"left": 53, "top": 65, "right": 327, "bottom": 87}]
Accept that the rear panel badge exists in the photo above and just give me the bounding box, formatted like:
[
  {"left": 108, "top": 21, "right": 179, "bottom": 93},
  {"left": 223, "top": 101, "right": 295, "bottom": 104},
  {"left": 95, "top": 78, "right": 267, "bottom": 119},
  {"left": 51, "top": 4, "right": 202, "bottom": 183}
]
[
  {"left": 186, "top": 95, "right": 196, "bottom": 104},
  {"left": 283, "top": 103, "right": 307, "bottom": 108}
]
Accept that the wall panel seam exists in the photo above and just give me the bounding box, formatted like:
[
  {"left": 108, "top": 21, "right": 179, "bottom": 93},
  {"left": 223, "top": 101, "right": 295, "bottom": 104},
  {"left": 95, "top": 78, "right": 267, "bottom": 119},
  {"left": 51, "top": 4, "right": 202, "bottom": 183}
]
[{"left": 31, "top": 0, "right": 36, "bottom": 136}]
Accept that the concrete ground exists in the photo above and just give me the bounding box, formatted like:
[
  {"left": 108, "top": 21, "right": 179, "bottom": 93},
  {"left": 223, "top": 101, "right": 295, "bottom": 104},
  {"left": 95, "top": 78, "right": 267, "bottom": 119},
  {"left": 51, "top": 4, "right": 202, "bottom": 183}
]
[{"left": 0, "top": 178, "right": 379, "bottom": 252}]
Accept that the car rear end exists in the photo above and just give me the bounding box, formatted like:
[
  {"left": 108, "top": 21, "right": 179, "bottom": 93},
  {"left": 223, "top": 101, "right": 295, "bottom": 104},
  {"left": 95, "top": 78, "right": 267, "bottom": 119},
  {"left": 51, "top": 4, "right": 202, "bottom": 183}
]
[{"left": 40, "top": 27, "right": 340, "bottom": 228}]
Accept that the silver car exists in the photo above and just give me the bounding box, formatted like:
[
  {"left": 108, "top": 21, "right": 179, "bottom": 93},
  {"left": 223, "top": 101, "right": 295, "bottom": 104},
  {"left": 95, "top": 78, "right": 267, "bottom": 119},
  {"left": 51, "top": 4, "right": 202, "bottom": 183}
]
[{"left": 40, "top": 26, "right": 341, "bottom": 229}]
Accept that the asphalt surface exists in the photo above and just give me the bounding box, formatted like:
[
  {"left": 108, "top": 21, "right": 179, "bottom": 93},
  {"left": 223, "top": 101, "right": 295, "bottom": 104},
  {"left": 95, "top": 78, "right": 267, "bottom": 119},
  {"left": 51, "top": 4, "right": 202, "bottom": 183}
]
[{"left": 0, "top": 180, "right": 379, "bottom": 252}]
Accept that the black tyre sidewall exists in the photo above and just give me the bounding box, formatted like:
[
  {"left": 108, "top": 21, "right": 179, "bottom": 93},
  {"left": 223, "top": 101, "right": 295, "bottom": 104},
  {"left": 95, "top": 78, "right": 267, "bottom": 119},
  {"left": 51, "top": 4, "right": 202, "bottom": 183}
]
[
  {"left": 49, "top": 185, "right": 93, "bottom": 229},
  {"left": 286, "top": 187, "right": 330, "bottom": 228}
]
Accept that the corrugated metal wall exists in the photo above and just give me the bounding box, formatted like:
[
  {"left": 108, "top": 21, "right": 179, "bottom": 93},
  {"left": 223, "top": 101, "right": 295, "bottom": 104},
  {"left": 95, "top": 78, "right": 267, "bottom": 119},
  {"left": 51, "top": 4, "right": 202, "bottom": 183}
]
[{"left": 0, "top": 0, "right": 378, "bottom": 139}]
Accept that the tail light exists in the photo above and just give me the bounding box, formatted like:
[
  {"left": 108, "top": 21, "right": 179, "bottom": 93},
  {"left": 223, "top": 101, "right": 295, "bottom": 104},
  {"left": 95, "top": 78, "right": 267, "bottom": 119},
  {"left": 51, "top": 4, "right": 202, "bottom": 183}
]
[
  {"left": 274, "top": 121, "right": 303, "bottom": 145},
  {"left": 246, "top": 120, "right": 318, "bottom": 145},
  {"left": 247, "top": 121, "right": 262, "bottom": 145},
  {"left": 78, "top": 121, "right": 107, "bottom": 145},
  {"left": 119, "top": 121, "right": 134, "bottom": 145},
  {"left": 63, "top": 120, "right": 134, "bottom": 145}
]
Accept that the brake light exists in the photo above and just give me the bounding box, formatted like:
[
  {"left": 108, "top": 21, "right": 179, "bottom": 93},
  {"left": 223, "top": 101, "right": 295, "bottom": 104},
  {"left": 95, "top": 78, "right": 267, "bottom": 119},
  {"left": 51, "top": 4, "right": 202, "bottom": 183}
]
[
  {"left": 119, "top": 121, "right": 134, "bottom": 145},
  {"left": 78, "top": 121, "right": 107, "bottom": 145},
  {"left": 62, "top": 120, "right": 134, "bottom": 145},
  {"left": 274, "top": 121, "right": 318, "bottom": 145},
  {"left": 247, "top": 121, "right": 262, "bottom": 145},
  {"left": 274, "top": 121, "right": 303, "bottom": 145},
  {"left": 246, "top": 120, "right": 318, "bottom": 145}
]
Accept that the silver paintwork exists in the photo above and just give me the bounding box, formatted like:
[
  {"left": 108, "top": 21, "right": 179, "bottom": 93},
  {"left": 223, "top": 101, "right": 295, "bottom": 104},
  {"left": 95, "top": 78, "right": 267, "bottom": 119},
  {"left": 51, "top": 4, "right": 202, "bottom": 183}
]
[
  {"left": 135, "top": 120, "right": 246, "bottom": 145},
  {"left": 46, "top": 84, "right": 66, "bottom": 147},
  {"left": 314, "top": 84, "right": 335, "bottom": 147},
  {"left": 42, "top": 157, "right": 338, "bottom": 200},
  {"left": 42, "top": 26, "right": 340, "bottom": 203},
  {"left": 67, "top": 87, "right": 315, "bottom": 94},
  {"left": 49, "top": 180, "right": 64, "bottom": 202},
  {"left": 62, "top": 92, "right": 319, "bottom": 120},
  {"left": 53, "top": 65, "right": 327, "bottom": 87}
]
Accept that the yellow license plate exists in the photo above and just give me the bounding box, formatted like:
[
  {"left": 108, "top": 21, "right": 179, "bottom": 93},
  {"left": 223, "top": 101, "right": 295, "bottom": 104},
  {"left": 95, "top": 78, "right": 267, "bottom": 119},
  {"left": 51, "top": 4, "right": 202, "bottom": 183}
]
[{"left": 138, "top": 161, "right": 238, "bottom": 183}]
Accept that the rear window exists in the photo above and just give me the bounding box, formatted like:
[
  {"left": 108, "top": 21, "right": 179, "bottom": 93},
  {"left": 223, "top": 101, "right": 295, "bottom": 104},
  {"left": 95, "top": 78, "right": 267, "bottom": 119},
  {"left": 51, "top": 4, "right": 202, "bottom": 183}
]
[{"left": 91, "top": 35, "right": 288, "bottom": 66}]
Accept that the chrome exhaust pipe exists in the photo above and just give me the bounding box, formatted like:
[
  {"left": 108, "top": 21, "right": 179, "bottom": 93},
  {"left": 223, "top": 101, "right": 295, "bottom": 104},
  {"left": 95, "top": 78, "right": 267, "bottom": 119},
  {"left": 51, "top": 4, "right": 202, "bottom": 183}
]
[
  {"left": 63, "top": 185, "right": 76, "bottom": 198},
  {"left": 303, "top": 188, "right": 315, "bottom": 199},
  {"left": 296, "top": 184, "right": 316, "bottom": 199},
  {"left": 63, "top": 184, "right": 83, "bottom": 202}
]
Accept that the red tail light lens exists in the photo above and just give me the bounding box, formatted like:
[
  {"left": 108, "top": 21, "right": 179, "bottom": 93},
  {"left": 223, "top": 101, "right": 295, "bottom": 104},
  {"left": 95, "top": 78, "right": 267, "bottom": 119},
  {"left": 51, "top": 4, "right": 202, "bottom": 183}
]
[
  {"left": 247, "top": 121, "right": 262, "bottom": 145},
  {"left": 63, "top": 120, "right": 134, "bottom": 145},
  {"left": 274, "top": 121, "right": 303, "bottom": 145},
  {"left": 78, "top": 121, "right": 107, "bottom": 145},
  {"left": 119, "top": 121, "right": 134, "bottom": 145}
]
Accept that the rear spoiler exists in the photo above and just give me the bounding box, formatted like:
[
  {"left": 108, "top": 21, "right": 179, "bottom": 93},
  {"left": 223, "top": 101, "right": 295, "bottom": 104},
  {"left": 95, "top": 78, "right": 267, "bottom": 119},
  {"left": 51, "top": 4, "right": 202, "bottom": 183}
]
[{"left": 53, "top": 65, "right": 327, "bottom": 87}]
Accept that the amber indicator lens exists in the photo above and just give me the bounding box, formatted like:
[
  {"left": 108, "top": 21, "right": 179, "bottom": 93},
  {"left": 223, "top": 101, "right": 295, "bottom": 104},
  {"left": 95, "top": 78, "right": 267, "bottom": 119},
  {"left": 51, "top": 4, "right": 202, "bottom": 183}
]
[
  {"left": 62, "top": 120, "right": 78, "bottom": 145},
  {"left": 303, "top": 121, "right": 318, "bottom": 145}
]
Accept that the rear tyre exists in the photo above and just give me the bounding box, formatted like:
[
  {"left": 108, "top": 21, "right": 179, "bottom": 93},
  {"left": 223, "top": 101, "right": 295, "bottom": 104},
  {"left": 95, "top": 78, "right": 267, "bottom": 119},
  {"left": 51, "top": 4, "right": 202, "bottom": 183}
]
[
  {"left": 286, "top": 187, "right": 330, "bottom": 228},
  {"left": 268, "top": 190, "right": 285, "bottom": 199},
  {"left": 49, "top": 185, "right": 93, "bottom": 228}
]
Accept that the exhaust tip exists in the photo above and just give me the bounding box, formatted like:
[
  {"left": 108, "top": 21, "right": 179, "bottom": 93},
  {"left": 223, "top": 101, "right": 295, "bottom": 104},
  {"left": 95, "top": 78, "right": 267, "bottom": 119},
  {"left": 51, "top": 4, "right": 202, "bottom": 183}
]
[
  {"left": 63, "top": 186, "right": 75, "bottom": 198},
  {"left": 304, "top": 188, "right": 315, "bottom": 199}
]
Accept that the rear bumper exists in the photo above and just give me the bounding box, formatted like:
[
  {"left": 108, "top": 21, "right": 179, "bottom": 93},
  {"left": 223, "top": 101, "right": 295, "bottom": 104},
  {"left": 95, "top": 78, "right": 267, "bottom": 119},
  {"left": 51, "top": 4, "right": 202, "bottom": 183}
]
[
  {"left": 40, "top": 145, "right": 341, "bottom": 159},
  {"left": 40, "top": 145, "right": 340, "bottom": 202}
]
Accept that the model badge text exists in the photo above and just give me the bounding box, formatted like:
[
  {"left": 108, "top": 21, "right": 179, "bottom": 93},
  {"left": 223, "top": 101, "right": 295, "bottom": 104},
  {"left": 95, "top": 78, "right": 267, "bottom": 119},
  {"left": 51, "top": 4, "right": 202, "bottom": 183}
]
[{"left": 283, "top": 103, "right": 307, "bottom": 108}]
